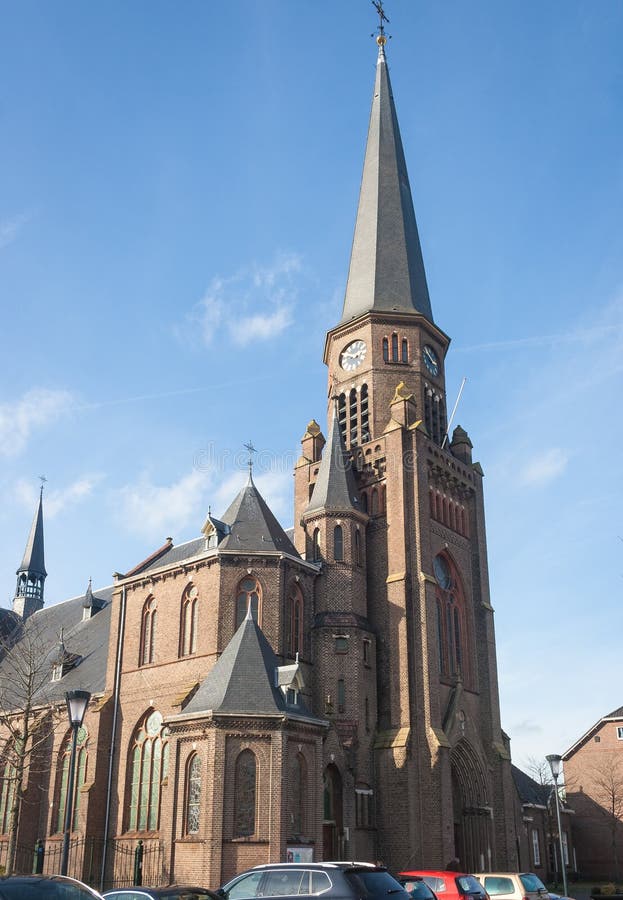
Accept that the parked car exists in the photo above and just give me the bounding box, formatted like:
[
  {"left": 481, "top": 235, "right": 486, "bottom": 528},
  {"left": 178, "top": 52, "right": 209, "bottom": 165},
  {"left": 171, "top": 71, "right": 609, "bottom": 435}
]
[
  {"left": 219, "top": 862, "right": 410, "bottom": 900},
  {"left": 398, "top": 875, "right": 439, "bottom": 900},
  {"left": 473, "top": 873, "right": 549, "bottom": 900},
  {"left": 103, "top": 889, "right": 219, "bottom": 900},
  {"left": 0, "top": 874, "right": 104, "bottom": 899},
  {"left": 399, "top": 871, "right": 488, "bottom": 900}
]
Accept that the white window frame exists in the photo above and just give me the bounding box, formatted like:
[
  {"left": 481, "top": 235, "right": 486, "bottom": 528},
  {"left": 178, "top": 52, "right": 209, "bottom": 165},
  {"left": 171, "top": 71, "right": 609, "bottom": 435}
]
[
  {"left": 562, "top": 831, "right": 569, "bottom": 865},
  {"left": 532, "top": 828, "right": 541, "bottom": 866},
  {"left": 616, "top": 725, "right": 623, "bottom": 740}
]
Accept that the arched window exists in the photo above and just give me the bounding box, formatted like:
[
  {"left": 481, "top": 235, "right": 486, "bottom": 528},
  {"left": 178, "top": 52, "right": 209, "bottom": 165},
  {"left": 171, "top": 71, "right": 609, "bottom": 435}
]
[
  {"left": 382, "top": 337, "right": 389, "bottom": 362},
  {"left": 234, "top": 749, "right": 256, "bottom": 837},
  {"left": 333, "top": 525, "right": 343, "bottom": 561},
  {"left": 391, "top": 333, "right": 399, "bottom": 362},
  {"left": 433, "top": 553, "right": 469, "bottom": 683},
  {"left": 0, "top": 753, "right": 16, "bottom": 835},
  {"left": 288, "top": 587, "right": 304, "bottom": 657},
  {"left": 337, "top": 678, "right": 346, "bottom": 714},
  {"left": 354, "top": 528, "right": 362, "bottom": 566},
  {"left": 361, "top": 492, "right": 368, "bottom": 514},
  {"left": 288, "top": 753, "right": 306, "bottom": 837},
  {"left": 56, "top": 727, "right": 88, "bottom": 833},
  {"left": 140, "top": 596, "right": 157, "bottom": 666},
  {"left": 370, "top": 489, "right": 378, "bottom": 516},
  {"left": 349, "top": 388, "right": 358, "bottom": 446},
  {"left": 180, "top": 585, "right": 198, "bottom": 657},
  {"left": 360, "top": 384, "right": 369, "bottom": 442},
  {"left": 185, "top": 753, "right": 202, "bottom": 835},
  {"left": 401, "top": 338, "right": 408, "bottom": 363},
  {"left": 127, "top": 710, "right": 169, "bottom": 832},
  {"left": 338, "top": 393, "right": 347, "bottom": 442},
  {"left": 312, "top": 528, "right": 321, "bottom": 562},
  {"left": 236, "top": 577, "right": 261, "bottom": 628}
]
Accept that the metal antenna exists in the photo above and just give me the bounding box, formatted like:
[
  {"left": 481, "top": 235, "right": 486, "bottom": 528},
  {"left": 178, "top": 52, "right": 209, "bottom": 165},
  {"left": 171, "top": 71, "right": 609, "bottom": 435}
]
[{"left": 441, "top": 377, "right": 467, "bottom": 450}]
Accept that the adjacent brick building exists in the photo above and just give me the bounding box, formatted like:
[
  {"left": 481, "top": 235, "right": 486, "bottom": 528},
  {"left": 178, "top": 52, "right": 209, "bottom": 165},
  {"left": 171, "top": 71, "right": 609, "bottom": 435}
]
[{"left": 0, "top": 33, "right": 517, "bottom": 889}]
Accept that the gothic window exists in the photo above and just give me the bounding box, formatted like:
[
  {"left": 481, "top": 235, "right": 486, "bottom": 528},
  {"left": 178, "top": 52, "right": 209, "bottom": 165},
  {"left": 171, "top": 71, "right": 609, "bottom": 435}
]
[
  {"left": 288, "top": 586, "right": 304, "bottom": 656},
  {"left": 312, "top": 528, "right": 321, "bottom": 562},
  {"left": 349, "top": 389, "right": 358, "bottom": 446},
  {"left": 354, "top": 527, "right": 362, "bottom": 565},
  {"left": 236, "top": 577, "right": 261, "bottom": 628},
  {"left": 364, "top": 696, "right": 370, "bottom": 731},
  {"left": 56, "top": 727, "right": 88, "bottom": 833},
  {"left": 355, "top": 784, "right": 374, "bottom": 827},
  {"left": 338, "top": 393, "right": 347, "bottom": 443},
  {"left": 0, "top": 753, "right": 16, "bottom": 835},
  {"left": 391, "top": 333, "right": 399, "bottom": 362},
  {"left": 288, "top": 753, "right": 306, "bottom": 836},
  {"left": 127, "top": 710, "right": 169, "bottom": 833},
  {"left": 139, "top": 596, "right": 157, "bottom": 666},
  {"left": 532, "top": 828, "right": 541, "bottom": 866},
  {"left": 361, "top": 384, "right": 369, "bottom": 442},
  {"left": 179, "top": 585, "right": 198, "bottom": 657},
  {"left": 401, "top": 338, "right": 408, "bottom": 363},
  {"left": 337, "top": 678, "right": 346, "bottom": 714},
  {"left": 233, "top": 749, "right": 256, "bottom": 837},
  {"left": 433, "top": 553, "right": 469, "bottom": 683},
  {"left": 382, "top": 337, "right": 389, "bottom": 362},
  {"left": 362, "top": 491, "right": 368, "bottom": 514},
  {"left": 429, "top": 489, "right": 435, "bottom": 517},
  {"left": 370, "top": 489, "right": 378, "bottom": 516},
  {"left": 333, "top": 525, "right": 343, "bottom": 561},
  {"left": 185, "top": 753, "right": 202, "bottom": 835}
]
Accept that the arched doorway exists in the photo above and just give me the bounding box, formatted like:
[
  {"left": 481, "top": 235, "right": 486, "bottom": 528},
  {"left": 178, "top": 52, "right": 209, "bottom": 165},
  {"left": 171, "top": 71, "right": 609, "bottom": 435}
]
[
  {"left": 322, "top": 763, "right": 343, "bottom": 859},
  {"left": 451, "top": 740, "right": 493, "bottom": 872}
]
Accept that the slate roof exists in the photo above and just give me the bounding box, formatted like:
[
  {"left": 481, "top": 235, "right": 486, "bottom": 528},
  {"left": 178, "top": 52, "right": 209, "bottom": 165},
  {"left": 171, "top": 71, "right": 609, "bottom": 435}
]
[
  {"left": 306, "top": 408, "right": 362, "bottom": 515},
  {"left": 182, "top": 610, "right": 322, "bottom": 723},
  {"left": 0, "top": 585, "right": 113, "bottom": 711},
  {"left": 341, "top": 41, "right": 433, "bottom": 325},
  {"left": 17, "top": 490, "right": 46, "bottom": 577},
  {"left": 563, "top": 704, "right": 623, "bottom": 758},
  {"left": 134, "top": 537, "right": 206, "bottom": 575},
  {"left": 218, "top": 474, "right": 298, "bottom": 556},
  {"left": 511, "top": 764, "right": 550, "bottom": 807}
]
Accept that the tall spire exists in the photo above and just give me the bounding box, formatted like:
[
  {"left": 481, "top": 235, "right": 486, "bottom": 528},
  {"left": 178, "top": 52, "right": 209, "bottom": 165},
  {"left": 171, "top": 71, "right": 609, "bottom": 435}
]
[
  {"left": 13, "top": 486, "right": 47, "bottom": 619},
  {"left": 340, "top": 33, "right": 433, "bottom": 324}
]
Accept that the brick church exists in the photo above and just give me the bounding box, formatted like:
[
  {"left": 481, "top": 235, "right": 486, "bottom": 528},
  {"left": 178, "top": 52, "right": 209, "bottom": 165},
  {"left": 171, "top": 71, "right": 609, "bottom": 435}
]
[{"left": 0, "top": 27, "right": 516, "bottom": 890}]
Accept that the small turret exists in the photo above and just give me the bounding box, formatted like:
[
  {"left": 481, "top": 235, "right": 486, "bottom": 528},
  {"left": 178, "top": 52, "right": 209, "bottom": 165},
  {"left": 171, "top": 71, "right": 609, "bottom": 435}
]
[{"left": 13, "top": 487, "right": 47, "bottom": 620}]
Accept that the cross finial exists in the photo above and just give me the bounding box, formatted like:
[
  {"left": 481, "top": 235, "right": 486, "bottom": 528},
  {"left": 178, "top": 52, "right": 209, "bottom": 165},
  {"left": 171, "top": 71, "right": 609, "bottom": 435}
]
[
  {"left": 243, "top": 440, "right": 256, "bottom": 475},
  {"left": 38, "top": 474, "right": 47, "bottom": 495},
  {"left": 372, "top": 1, "right": 390, "bottom": 41}
]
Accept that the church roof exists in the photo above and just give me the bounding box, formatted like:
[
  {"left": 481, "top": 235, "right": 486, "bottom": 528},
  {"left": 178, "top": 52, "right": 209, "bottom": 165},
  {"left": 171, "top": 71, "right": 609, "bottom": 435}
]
[
  {"left": 511, "top": 764, "right": 549, "bottom": 807},
  {"left": 306, "top": 408, "right": 361, "bottom": 515},
  {"left": 341, "top": 41, "right": 433, "bottom": 325},
  {"left": 17, "top": 489, "right": 46, "bottom": 577},
  {"left": 218, "top": 473, "right": 299, "bottom": 556},
  {"left": 182, "top": 610, "right": 320, "bottom": 722}
]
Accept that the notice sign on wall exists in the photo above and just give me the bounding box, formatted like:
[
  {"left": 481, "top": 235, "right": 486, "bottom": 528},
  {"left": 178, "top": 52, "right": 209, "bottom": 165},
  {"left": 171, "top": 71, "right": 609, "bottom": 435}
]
[{"left": 286, "top": 847, "right": 314, "bottom": 863}]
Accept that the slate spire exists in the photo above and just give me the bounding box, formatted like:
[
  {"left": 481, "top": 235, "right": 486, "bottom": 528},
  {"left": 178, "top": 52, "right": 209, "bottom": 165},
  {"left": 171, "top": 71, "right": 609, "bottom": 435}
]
[
  {"left": 217, "top": 471, "right": 298, "bottom": 556},
  {"left": 13, "top": 486, "right": 47, "bottom": 619},
  {"left": 306, "top": 403, "right": 361, "bottom": 515},
  {"left": 341, "top": 37, "right": 433, "bottom": 324}
]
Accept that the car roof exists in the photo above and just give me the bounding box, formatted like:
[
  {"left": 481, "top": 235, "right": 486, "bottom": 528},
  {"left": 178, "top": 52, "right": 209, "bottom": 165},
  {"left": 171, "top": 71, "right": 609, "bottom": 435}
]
[
  {"left": 249, "top": 863, "right": 379, "bottom": 871},
  {"left": 400, "top": 872, "right": 471, "bottom": 878}
]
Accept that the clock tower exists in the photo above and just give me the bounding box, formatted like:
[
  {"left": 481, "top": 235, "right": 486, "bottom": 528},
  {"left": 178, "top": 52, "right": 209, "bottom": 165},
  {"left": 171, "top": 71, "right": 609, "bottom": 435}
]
[{"left": 294, "top": 33, "right": 516, "bottom": 871}]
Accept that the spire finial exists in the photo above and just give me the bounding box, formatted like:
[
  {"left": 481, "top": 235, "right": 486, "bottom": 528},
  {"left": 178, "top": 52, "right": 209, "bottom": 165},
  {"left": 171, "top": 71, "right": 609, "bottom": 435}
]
[
  {"left": 372, "top": 0, "right": 390, "bottom": 45},
  {"left": 38, "top": 475, "right": 47, "bottom": 496},
  {"left": 243, "top": 440, "right": 256, "bottom": 479}
]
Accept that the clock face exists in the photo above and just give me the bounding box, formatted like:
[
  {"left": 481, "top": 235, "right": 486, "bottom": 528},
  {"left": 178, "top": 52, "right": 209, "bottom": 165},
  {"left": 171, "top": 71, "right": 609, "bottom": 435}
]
[
  {"left": 340, "top": 339, "right": 367, "bottom": 371},
  {"left": 423, "top": 344, "right": 440, "bottom": 376}
]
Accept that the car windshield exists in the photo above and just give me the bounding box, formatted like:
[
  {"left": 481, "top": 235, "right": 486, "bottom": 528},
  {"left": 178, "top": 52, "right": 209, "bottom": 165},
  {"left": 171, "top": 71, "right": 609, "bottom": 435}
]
[
  {"left": 345, "top": 871, "right": 409, "bottom": 898},
  {"left": 519, "top": 876, "right": 547, "bottom": 894},
  {"left": 456, "top": 877, "right": 485, "bottom": 895}
]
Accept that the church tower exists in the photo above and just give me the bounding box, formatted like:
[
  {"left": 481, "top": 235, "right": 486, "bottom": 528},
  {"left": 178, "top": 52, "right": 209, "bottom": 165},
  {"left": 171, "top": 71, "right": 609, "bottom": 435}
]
[
  {"left": 296, "top": 27, "right": 515, "bottom": 872},
  {"left": 13, "top": 486, "right": 47, "bottom": 620}
]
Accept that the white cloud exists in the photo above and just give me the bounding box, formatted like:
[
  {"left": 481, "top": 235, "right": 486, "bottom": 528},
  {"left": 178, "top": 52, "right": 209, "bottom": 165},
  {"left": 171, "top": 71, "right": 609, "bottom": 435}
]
[
  {"left": 183, "top": 253, "right": 303, "bottom": 348},
  {"left": 115, "top": 469, "right": 211, "bottom": 540},
  {"left": 0, "top": 388, "right": 75, "bottom": 457},
  {"left": 0, "top": 212, "right": 29, "bottom": 250},
  {"left": 16, "top": 474, "right": 103, "bottom": 518},
  {"left": 519, "top": 447, "right": 568, "bottom": 487}
]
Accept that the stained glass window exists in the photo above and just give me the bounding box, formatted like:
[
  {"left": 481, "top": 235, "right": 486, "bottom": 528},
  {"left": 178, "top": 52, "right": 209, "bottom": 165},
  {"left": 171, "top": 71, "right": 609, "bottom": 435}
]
[
  {"left": 288, "top": 588, "right": 304, "bottom": 656},
  {"left": 233, "top": 749, "right": 256, "bottom": 837},
  {"left": 56, "top": 727, "right": 88, "bottom": 833},
  {"left": 434, "top": 554, "right": 469, "bottom": 683},
  {"left": 236, "top": 578, "right": 261, "bottom": 628},
  {"left": 185, "top": 754, "right": 201, "bottom": 835},
  {"left": 180, "top": 585, "right": 198, "bottom": 656},
  {"left": 140, "top": 596, "right": 157, "bottom": 666},
  {"left": 128, "top": 711, "right": 169, "bottom": 832}
]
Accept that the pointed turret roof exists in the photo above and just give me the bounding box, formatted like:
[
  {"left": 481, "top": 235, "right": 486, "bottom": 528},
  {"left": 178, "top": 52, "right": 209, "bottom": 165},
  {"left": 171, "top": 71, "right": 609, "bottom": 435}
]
[
  {"left": 217, "top": 473, "right": 298, "bottom": 556},
  {"left": 341, "top": 39, "right": 432, "bottom": 324},
  {"left": 182, "top": 611, "right": 319, "bottom": 721},
  {"left": 306, "top": 406, "right": 361, "bottom": 515},
  {"left": 17, "top": 489, "right": 47, "bottom": 577}
]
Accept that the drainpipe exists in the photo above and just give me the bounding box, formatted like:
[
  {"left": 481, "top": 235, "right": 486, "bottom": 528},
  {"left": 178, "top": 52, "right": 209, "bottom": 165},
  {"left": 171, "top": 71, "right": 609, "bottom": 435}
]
[{"left": 100, "top": 584, "right": 127, "bottom": 892}]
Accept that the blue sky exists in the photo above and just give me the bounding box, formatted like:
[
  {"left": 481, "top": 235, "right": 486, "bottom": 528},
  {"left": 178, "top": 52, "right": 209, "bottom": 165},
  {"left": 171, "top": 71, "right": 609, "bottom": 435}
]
[{"left": 1, "top": 1, "right": 621, "bottom": 770}]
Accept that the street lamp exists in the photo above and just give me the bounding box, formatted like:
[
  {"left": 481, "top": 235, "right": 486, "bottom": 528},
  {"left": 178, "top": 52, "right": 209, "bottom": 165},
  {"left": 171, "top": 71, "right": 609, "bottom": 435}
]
[
  {"left": 60, "top": 690, "right": 90, "bottom": 877},
  {"left": 546, "top": 753, "right": 568, "bottom": 899}
]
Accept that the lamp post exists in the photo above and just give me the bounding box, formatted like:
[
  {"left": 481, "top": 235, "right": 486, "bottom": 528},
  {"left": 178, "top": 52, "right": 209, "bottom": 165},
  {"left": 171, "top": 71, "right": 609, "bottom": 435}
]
[
  {"left": 60, "top": 690, "right": 90, "bottom": 877},
  {"left": 546, "top": 753, "right": 568, "bottom": 899}
]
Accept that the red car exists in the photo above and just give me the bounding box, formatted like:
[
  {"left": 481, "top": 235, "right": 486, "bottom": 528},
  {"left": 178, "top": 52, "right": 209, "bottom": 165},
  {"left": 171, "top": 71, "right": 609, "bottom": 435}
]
[{"left": 399, "top": 872, "right": 488, "bottom": 900}]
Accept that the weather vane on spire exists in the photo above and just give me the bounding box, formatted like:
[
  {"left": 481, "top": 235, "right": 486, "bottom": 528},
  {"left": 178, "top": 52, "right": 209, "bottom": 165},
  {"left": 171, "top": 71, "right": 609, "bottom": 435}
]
[
  {"left": 38, "top": 474, "right": 47, "bottom": 495},
  {"left": 243, "top": 440, "right": 256, "bottom": 475},
  {"left": 372, "top": 0, "right": 390, "bottom": 42}
]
